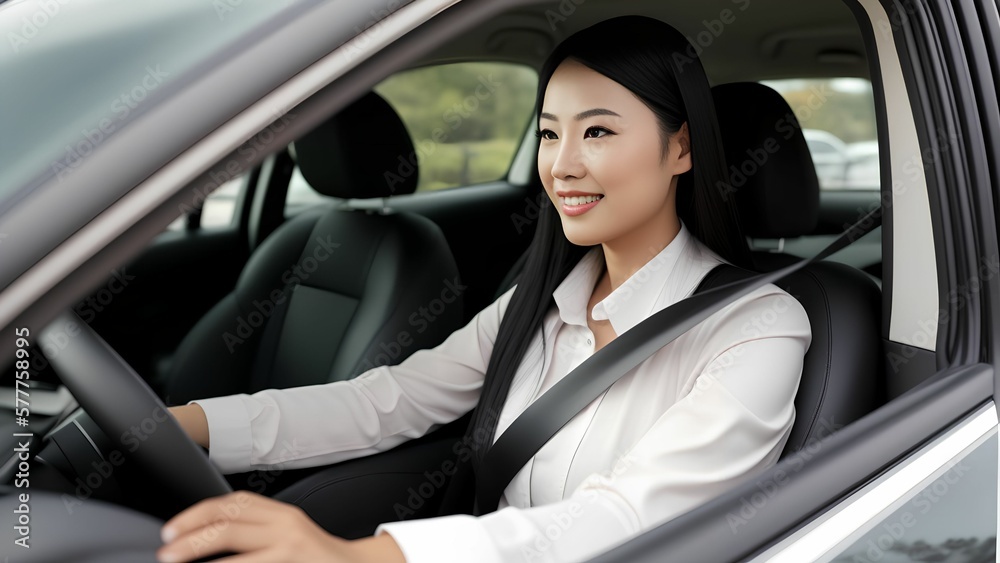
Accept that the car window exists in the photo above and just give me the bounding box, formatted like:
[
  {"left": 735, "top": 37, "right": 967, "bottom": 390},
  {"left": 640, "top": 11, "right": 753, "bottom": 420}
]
[
  {"left": 827, "top": 434, "right": 997, "bottom": 563},
  {"left": 0, "top": 0, "right": 307, "bottom": 211},
  {"left": 164, "top": 175, "right": 244, "bottom": 231},
  {"left": 760, "top": 78, "right": 879, "bottom": 190},
  {"left": 285, "top": 62, "right": 538, "bottom": 213}
]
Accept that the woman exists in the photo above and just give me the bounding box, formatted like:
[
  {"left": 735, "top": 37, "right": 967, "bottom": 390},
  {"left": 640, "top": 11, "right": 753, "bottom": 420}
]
[{"left": 159, "top": 14, "right": 811, "bottom": 563}]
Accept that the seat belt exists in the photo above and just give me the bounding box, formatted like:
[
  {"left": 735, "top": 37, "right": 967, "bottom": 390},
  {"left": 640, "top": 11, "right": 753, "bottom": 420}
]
[{"left": 473, "top": 207, "right": 882, "bottom": 515}]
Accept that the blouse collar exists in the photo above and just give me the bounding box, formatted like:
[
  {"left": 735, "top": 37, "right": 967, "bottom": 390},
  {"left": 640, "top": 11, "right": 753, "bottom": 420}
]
[{"left": 552, "top": 222, "right": 695, "bottom": 336}]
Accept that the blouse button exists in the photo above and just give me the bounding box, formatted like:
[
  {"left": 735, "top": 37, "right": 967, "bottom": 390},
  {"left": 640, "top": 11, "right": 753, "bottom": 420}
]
[{"left": 586, "top": 338, "right": 593, "bottom": 345}]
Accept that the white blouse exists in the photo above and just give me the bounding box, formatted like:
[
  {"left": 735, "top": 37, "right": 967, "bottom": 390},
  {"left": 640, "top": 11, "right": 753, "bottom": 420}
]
[{"left": 192, "top": 223, "right": 811, "bottom": 563}]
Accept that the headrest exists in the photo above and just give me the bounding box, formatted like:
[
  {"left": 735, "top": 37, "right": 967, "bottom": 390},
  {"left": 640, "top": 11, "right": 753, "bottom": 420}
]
[
  {"left": 292, "top": 91, "right": 419, "bottom": 199},
  {"left": 711, "top": 82, "right": 820, "bottom": 238}
]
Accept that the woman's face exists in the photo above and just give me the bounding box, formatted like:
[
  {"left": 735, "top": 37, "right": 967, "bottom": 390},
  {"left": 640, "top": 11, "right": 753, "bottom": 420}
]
[{"left": 537, "top": 58, "right": 691, "bottom": 249}]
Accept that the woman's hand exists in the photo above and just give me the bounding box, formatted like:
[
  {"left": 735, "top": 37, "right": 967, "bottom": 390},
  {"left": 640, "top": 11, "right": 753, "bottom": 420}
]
[{"left": 156, "top": 491, "right": 405, "bottom": 562}]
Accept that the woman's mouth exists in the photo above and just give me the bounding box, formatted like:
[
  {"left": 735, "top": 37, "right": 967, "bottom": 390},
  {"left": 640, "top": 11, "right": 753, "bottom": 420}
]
[{"left": 559, "top": 194, "right": 604, "bottom": 216}]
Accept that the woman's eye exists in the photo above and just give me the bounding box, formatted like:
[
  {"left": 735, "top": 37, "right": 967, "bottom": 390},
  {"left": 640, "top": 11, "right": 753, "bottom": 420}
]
[
  {"left": 535, "top": 126, "right": 612, "bottom": 141},
  {"left": 585, "top": 126, "right": 612, "bottom": 139}
]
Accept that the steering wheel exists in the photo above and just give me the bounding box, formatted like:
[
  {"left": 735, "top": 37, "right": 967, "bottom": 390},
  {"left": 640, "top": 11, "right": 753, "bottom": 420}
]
[{"left": 39, "top": 310, "right": 231, "bottom": 513}]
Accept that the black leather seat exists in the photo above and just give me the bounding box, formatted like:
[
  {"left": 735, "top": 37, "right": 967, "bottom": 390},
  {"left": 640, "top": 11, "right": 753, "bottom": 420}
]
[
  {"left": 711, "top": 82, "right": 820, "bottom": 272},
  {"left": 165, "top": 91, "right": 464, "bottom": 404},
  {"left": 711, "top": 82, "right": 883, "bottom": 455}
]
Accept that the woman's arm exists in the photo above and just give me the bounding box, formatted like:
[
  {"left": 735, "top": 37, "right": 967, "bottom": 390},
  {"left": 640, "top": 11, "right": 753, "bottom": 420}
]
[
  {"left": 185, "top": 286, "right": 516, "bottom": 475},
  {"left": 168, "top": 404, "right": 209, "bottom": 448}
]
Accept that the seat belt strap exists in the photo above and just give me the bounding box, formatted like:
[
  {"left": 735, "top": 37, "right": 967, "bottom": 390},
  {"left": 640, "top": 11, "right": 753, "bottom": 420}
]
[{"left": 473, "top": 207, "right": 882, "bottom": 514}]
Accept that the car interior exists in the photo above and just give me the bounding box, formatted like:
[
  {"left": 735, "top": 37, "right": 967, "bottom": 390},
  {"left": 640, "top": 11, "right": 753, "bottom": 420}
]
[{"left": 7, "top": 0, "right": 964, "bottom": 555}]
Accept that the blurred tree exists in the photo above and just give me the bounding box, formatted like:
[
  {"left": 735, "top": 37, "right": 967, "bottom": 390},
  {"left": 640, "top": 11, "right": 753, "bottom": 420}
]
[
  {"left": 374, "top": 62, "right": 538, "bottom": 191},
  {"left": 776, "top": 79, "right": 878, "bottom": 144}
]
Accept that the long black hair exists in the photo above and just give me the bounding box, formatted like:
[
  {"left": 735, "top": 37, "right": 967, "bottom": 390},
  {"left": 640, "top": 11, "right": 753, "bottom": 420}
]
[{"left": 463, "top": 15, "right": 752, "bottom": 475}]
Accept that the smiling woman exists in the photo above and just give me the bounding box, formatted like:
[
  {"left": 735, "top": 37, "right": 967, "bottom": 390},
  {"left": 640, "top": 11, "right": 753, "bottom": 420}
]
[{"left": 160, "top": 14, "right": 811, "bottom": 563}]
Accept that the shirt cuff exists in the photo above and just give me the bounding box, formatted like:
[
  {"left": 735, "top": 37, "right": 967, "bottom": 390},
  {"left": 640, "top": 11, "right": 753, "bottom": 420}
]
[
  {"left": 375, "top": 514, "right": 504, "bottom": 563},
  {"left": 189, "top": 395, "right": 254, "bottom": 474}
]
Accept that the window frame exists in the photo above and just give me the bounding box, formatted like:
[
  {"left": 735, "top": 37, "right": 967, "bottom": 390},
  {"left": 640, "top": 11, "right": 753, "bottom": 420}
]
[
  {"left": 281, "top": 58, "right": 541, "bottom": 215},
  {"left": 746, "top": 403, "right": 997, "bottom": 562}
]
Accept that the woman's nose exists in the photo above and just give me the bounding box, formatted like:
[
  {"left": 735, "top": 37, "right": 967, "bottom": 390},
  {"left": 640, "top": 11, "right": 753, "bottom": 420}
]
[{"left": 550, "top": 139, "right": 587, "bottom": 180}]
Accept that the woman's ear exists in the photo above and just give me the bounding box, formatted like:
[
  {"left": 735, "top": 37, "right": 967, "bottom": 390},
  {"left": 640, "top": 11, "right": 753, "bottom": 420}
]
[{"left": 674, "top": 121, "right": 693, "bottom": 174}]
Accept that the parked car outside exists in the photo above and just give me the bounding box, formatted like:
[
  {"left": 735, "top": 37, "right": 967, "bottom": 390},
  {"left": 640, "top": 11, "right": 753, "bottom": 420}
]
[
  {"left": 844, "top": 140, "right": 881, "bottom": 190},
  {"left": 804, "top": 128, "right": 851, "bottom": 189}
]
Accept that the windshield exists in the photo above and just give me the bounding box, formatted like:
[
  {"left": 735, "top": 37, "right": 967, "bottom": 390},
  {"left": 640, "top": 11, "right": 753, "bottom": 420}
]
[{"left": 0, "top": 0, "right": 311, "bottom": 210}]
